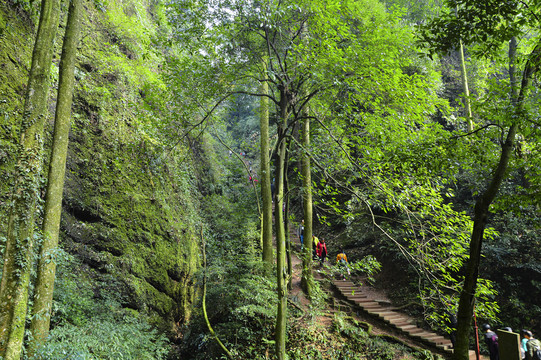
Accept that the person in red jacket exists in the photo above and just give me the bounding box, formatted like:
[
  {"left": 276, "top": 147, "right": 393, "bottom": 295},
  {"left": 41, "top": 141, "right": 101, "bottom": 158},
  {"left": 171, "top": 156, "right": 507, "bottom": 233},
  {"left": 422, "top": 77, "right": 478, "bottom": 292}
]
[{"left": 317, "top": 238, "right": 328, "bottom": 265}]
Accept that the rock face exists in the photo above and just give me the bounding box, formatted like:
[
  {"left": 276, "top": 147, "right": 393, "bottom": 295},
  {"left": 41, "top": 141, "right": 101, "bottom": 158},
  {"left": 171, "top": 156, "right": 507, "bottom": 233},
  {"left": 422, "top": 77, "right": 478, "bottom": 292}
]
[{"left": 0, "top": 0, "right": 202, "bottom": 332}]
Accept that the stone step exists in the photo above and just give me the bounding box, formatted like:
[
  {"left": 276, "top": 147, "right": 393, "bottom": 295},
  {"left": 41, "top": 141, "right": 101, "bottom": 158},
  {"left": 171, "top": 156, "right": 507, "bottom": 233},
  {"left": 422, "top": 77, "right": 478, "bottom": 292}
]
[
  {"left": 352, "top": 298, "right": 381, "bottom": 308},
  {"left": 356, "top": 302, "right": 380, "bottom": 309},
  {"left": 353, "top": 297, "right": 377, "bottom": 303},
  {"left": 381, "top": 314, "right": 406, "bottom": 323},
  {"left": 372, "top": 310, "right": 397, "bottom": 316},
  {"left": 338, "top": 289, "right": 367, "bottom": 297},
  {"left": 397, "top": 324, "right": 418, "bottom": 331},
  {"left": 347, "top": 295, "right": 369, "bottom": 300},
  {"left": 393, "top": 321, "right": 416, "bottom": 329},
  {"left": 329, "top": 279, "right": 462, "bottom": 357},
  {"left": 404, "top": 327, "right": 425, "bottom": 335},
  {"left": 413, "top": 331, "right": 440, "bottom": 340},
  {"left": 335, "top": 286, "right": 358, "bottom": 292},
  {"left": 416, "top": 331, "right": 441, "bottom": 339},
  {"left": 336, "top": 288, "right": 360, "bottom": 293},
  {"left": 371, "top": 310, "right": 398, "bottom": 316},
  {"left": 436, "top": 343, "right": 453, "bottom": 351},
  {"left": 422, "top": 335, "right": 448, "bottom": 344}
]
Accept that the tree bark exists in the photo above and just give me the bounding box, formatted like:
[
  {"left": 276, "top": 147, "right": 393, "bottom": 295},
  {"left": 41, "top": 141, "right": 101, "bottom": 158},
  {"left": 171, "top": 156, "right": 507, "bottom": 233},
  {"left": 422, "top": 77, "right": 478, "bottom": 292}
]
[
  {"left": 274, "top": 86, "right": 289, "bottom": 360},
  {"left": 300, "top": 109, "right": 314, "bottom": 297},
  {"left": 284, "top": 143, "right": 292, "bottom": 291},
  {"left": 0, "top": 0, "right": 62, "bottom": 358},
  {"left": 260, "top": 61, "right": 273, "bottom": 267},
  {"left": 28, "top": 0, "right": 82, "bottom": 354}
]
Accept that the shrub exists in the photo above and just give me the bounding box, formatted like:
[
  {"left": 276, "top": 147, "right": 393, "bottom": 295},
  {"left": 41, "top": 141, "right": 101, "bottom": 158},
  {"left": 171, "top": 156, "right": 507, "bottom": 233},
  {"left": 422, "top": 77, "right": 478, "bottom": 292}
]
[{"left": 31, "top": 317, "right": 170, "bottom": 360}]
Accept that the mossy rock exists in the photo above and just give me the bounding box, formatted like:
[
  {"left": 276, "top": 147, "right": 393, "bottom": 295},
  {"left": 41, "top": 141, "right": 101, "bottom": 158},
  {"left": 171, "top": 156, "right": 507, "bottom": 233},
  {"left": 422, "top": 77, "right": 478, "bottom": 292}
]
[{"left": 0, "top": 0, "right": 202, "bottom": 335}]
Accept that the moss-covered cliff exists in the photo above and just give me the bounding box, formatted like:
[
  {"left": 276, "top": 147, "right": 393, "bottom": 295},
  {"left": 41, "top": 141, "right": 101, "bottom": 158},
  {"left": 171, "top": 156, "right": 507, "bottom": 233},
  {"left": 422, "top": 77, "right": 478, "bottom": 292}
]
[{"left": 0, "top": 0, "right": 202, "bottom": 336}]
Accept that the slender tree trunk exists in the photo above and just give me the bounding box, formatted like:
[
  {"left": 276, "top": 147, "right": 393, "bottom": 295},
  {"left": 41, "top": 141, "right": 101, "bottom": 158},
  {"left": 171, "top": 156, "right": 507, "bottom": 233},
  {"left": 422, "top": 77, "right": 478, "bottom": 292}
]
[
  {"left": 458, "top": 39, "right": 473, "bottom": 132},
  {"left": 284, "top": 144, "right": 292, "bottom": 290},
  {"left": 28, "top": 0, "right": 82, "bottom": 354},
  {"left": 455, "top": 6, "right": 473, "bottom": 132},
  {"left": 300, "top": 111, "right": 314, "bottom": 297},
  {"left": 0, "top": 0, "right": 62, "bottom": 358},
  {"left": 453, "top": 40, "right": 541, "bottom": 360},
  {"left": 260, "top": 61, "right": 273, "bottom": 266},
  {"left": 275, "top": 87, "right": 289, "bottom": 360}
]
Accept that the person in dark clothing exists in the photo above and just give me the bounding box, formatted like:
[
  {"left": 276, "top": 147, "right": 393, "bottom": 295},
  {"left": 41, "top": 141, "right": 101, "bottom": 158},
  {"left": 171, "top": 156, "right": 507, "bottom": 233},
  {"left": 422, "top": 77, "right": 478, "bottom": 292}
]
[{"left": 483, "top": 324, "right": 500, "bottom": 360}]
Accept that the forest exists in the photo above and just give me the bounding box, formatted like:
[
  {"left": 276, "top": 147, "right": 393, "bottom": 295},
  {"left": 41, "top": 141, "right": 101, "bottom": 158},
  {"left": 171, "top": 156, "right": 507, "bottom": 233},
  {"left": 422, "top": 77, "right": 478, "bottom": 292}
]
[{"left": 0, "top": 0, "right": 539, "bottom": 359}]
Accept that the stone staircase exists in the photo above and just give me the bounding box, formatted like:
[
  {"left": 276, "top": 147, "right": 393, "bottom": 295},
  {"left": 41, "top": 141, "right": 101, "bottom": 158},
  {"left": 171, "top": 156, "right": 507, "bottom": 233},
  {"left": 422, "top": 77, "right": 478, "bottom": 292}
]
[
  {"left": 333, "top": 280, "right": 483, "bottom": 360},
  {"left": 288, "top": 223, "right": 484, "bottom": 360}
]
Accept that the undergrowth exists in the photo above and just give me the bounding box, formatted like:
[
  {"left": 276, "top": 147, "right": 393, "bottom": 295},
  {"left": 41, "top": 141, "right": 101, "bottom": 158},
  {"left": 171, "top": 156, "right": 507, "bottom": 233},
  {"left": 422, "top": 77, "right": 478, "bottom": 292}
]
[{"left": 26, "top": 253, "right": 171, "bottom": 359}]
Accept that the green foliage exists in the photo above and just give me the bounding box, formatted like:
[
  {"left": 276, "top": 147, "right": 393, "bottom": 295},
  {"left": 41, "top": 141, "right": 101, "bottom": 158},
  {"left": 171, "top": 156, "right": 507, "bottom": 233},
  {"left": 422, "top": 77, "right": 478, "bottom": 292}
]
[
  {"left": 0, "top": 1, "right": 35, "bottom": 238},
  {"left": 23, "top": 252, "right": 171, "bottom": 359},
  {"left": 30, "top": 317, "right": 169, "bottom": 360},
  {"left": 286, "top": 312, "right": 433, "bottom": 360},
  {"left": 419, "top": 0, "right": 541, "bottom": 57},
  {"left": 6, "top": 0, "right": 40, "bottom": 18},
  {"left": 183, "top": 265, "right": 276, "bottom": 359},
  {"left": 384, "top": 0, "right": 443, "bottom": 23},
  {"left": 349, "top": 255, "right": 382, "bottom": 284},
  {"left": 179, "top": 130, "right": 274, "bottom": 359}
]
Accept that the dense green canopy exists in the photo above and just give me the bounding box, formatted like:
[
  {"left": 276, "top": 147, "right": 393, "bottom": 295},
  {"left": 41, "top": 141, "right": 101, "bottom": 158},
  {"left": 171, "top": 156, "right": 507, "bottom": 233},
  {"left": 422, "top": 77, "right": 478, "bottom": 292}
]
[{"left": 0, "top": 0, "right": 539, "bottom": 359}]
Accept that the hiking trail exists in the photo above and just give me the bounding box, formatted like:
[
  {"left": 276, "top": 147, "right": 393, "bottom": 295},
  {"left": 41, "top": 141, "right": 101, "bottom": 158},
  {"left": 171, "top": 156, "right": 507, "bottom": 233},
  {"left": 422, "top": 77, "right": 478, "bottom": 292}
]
[{"left": 286, "top": 225, "right": 485, "bottom": 360}]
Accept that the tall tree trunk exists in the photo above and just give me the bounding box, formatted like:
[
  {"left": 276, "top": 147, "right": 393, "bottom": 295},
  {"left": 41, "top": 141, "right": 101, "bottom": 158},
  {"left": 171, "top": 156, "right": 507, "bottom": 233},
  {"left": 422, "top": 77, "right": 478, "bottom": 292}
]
[
  {"left": 455, "top": 6, "right": 473, "bottom": 132},
  {"left": 274, "top": 86, "right": 289, "bottom": 360},
  {"left": 300, "top": 110, "right": 314, "bottom": 297},
  {"left": 453, "top": 40, "right": 541, "bottom": 360},
  {"left": 284, "top": 143, "right": 292, "bottom": 290},
  {"left": 453, "top": 125, "right": 516, "bottom": 360},
  {"left": 0, "top": 0, "right": 62, "bottom": 358},
  {"left": 28, "top": 0, "right": 82, "bottom": 354},
  {"left": 260, "top": 61, "right": 273, "bottom": 267},
  {"left": 458, "top": 39, "right": 473, "bottom": 132}
]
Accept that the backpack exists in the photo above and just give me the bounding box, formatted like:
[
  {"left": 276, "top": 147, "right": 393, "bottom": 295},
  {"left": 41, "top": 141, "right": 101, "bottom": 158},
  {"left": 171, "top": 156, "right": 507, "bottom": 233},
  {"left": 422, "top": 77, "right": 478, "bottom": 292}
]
[{"left": 529, "top": 339, "right": 541, "bottom": 360}]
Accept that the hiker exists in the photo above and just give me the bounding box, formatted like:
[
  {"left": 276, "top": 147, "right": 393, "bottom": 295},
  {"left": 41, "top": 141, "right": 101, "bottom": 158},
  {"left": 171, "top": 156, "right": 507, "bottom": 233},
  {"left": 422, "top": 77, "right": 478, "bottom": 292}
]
[
  {"left": 312, "top": 235, "right": 319, "bottom": 259},
  {"left": 297, "top": 220, "right": 304, "bottom": 248},
  {"left": 336, "top": 249, "right": 350, "bottom": 280},
  {"left": 482, "top": 324, "right": 500, "bottom": 360},
  {"left": 521, "top": 330, "right": 532, "bottom": 359},
  {"left": 317, "top": 238, "right": 327, "bottom": 265},
  {"left": 524, "top": 330, "right": 541, "bottom": 360}
]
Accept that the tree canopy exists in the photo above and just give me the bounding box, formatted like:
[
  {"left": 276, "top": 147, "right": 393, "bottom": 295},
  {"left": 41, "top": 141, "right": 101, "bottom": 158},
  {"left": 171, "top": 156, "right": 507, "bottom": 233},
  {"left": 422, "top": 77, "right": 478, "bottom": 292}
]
[{"left": 0, "top": 0, "right": 540, "bottom": 359}]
